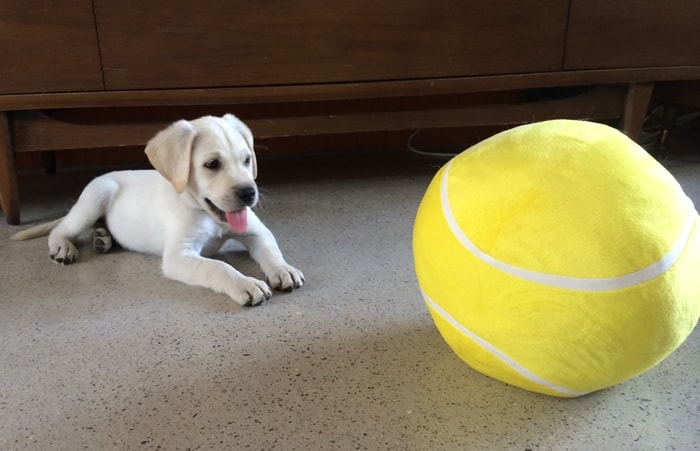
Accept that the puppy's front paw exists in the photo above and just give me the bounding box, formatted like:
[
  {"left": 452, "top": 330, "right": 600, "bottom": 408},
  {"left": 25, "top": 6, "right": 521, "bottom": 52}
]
[
  {"left": 266, "top": 264, "right": 305, "bottom": 292},
  {"left": 230, "top": 277, "right": 272, "bottom": 307},
  {"left": 49, "top": 238, "right": 78, "bottom": 265}
]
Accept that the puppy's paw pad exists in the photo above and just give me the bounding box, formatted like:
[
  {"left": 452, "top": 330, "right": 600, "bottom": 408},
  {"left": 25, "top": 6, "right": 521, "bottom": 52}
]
[
  {"left": 92, "top": 227, "right": 113, "bottom": 253},
  {"left": 267, "top": 265, "right": 305, "bottom": 292}
]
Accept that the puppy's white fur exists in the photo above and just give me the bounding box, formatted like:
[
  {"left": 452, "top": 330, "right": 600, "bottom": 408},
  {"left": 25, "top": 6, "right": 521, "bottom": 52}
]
[{"left": 12, "top": 114, "right": 304, "bottom": 306}]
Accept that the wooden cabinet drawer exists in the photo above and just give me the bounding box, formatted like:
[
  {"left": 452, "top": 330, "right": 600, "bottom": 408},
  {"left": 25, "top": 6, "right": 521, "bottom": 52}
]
[
  {"left": 565, "top": 0, "right": 700, "bottom": 70},
  {"left": 0, "top": 0, "right": 103, "bottom": 95},
  {"left": 94, "top": 0, "right": 569, "bottom": 90}
]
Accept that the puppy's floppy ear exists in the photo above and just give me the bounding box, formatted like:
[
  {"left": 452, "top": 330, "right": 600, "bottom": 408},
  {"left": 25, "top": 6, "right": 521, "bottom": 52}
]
[
  {"left": 145, "top": 120, "right": 197, "bottom": 193},
  {"left": 223, "top": 113, "right": 258, "bottom": 179},
  {"left": 250, "top": 146, "right": 258, "bottom": 180}
]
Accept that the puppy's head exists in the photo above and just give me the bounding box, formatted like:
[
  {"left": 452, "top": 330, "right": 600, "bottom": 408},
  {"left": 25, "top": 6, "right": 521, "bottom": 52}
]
[{"left": 145, "top": 114, "right": 258, "bottom": 233}]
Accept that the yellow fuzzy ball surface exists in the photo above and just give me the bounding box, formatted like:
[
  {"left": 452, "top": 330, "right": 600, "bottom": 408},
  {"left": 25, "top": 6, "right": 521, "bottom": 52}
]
[{"left": 413, "top": 120, "right": 700, "bottom": 397}]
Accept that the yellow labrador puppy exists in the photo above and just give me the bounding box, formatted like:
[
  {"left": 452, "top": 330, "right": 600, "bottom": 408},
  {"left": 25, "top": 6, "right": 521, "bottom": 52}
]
[{"left": 12, "top": 114, "right": 304, "bottom": 306}]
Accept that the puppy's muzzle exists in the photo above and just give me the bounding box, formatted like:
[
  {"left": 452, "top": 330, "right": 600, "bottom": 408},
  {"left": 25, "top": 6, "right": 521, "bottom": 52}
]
[{"left": 236, "top": 185, "right": 257, "bottom": 206}]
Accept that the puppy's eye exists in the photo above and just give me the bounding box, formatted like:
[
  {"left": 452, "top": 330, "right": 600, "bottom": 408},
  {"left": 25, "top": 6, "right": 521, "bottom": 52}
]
[
  {"left": 204, "top": 159, "right": 221, "bottom": 170},
  {"left": 244, "top": 155, "right": 251, "bottom": 166}
]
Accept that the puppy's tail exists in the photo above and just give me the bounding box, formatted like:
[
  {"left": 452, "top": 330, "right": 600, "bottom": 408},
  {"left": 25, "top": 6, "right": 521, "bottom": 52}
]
[{"left": 11, "top": 218, "right": 63, "bottom": 241}]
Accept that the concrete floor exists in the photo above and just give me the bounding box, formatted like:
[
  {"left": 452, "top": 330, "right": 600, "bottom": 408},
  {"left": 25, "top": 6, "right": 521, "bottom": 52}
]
[{"left": 1, "top": 145, "right": 699, "bottom": 450}]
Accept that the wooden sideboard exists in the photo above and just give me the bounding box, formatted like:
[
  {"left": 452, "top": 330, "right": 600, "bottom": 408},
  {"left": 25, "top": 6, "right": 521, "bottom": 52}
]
[{"left": 2, "top": 0, "right": 700, "bottom": 224}]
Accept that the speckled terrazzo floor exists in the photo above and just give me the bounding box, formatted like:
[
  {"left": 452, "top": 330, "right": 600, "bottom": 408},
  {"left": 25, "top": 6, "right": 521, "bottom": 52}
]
[{"left": 1, "top": 149, "right": 699, "bottom": 450}]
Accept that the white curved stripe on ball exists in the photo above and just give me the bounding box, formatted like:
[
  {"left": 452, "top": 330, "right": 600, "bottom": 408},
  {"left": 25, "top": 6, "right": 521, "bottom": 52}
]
[
  {"left": 440, "top": 159, "right": 698, "bottom": 292},
  {"left": 422, "top": 290, "right": 589, "bottom": 397}
]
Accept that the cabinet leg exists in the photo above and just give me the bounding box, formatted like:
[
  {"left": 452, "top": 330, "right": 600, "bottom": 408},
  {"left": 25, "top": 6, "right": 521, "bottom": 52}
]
[
  {"left": 621, "top": 82, "right": 654, "bottom": 142},
  {"left": 41, "top": 151, "right": 57, "bottom": 175},
  {"left": 0, "top": 112, "right": 20, "bottom": 225}
]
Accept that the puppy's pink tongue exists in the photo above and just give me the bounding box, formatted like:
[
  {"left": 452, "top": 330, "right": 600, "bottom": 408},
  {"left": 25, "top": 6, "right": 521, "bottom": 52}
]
[{"left": 225, "top": 208, "right": 248, "bottom": 233}]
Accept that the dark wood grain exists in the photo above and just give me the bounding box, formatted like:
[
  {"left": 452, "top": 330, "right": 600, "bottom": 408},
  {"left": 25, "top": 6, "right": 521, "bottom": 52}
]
[
  {"left": 566, "top": 0, "right": 700, "bottom": 70},
  {"left": 11, "top": 85, "right": 627, "bottom": 152},
  {"left": 94, "top": 0, "right": 568, "bottom": 90},
  {"left": 0, "top": 113, "right": 19, "bottom": 224},
  {"left": 3, "top": 67, "right": 700, "bottom": 112},
  {"left": 0, "top": 0, "right": 103, "bottom": 95}
]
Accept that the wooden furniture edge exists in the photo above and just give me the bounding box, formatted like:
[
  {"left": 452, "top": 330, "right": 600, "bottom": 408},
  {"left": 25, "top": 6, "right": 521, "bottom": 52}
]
[
  {"left": 0, "top": 77, "right": 674, "bottom": 225},
  {"left": 11, "top": 85, "right": 626, "bottom": 151},
  {"left": 0, "top": 112, "right": 20, "bottom": 225},
  {"left": 1, "top": 68, "right": 698, "bottom": 111}
]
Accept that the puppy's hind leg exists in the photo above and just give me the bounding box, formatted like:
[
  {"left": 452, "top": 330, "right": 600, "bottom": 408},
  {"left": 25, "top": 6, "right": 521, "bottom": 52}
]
[
  {"left": 49, "top": 176, "right": 118, "bottom": 264},
  {"left": 92, "top": 219, "right": 114, "bottom": 254}
]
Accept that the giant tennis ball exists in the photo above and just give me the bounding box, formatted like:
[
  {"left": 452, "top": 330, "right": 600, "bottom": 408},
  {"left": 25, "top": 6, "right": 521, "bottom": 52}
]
[{"left": 413, "top": 119, "right": 700, "bottom": 397}]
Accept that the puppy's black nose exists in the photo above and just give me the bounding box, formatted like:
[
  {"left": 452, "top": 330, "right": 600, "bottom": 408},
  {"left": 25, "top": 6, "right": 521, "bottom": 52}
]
[{"left": 236, "top": 186, "right": 256, "bottom": 205}]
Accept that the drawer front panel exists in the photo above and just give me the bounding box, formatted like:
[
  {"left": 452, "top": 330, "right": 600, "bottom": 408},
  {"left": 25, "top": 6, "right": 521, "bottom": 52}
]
[
  {"left": 565, "top": 0, "right": 700, "bottom": 70},
  {"left": 95, "top": 0, "right": 568, "bottom": 90},
  {"left": 0, "top": 0, "right": 103, "bottom": 95}
]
